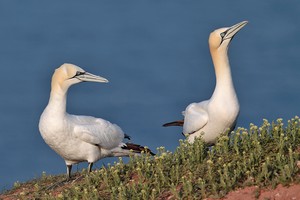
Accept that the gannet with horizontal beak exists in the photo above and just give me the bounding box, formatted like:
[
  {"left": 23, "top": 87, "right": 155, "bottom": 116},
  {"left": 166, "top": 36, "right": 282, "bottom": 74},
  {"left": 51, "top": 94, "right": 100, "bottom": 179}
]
[
  {"left": 163, "top": 21, "right": 248, "bottom": 144},
  {"left": 39, "top": 63, "right": 154, "bottom": 180}
]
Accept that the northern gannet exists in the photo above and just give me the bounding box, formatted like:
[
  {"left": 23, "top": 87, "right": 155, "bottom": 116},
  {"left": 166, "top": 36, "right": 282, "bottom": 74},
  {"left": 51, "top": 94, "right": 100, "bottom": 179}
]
[
  {"left": 39, "top": 63, "right": 154, "bottom": 180},
  {"left": 163, "top": 21, "right": 248, "bottom": 144}
]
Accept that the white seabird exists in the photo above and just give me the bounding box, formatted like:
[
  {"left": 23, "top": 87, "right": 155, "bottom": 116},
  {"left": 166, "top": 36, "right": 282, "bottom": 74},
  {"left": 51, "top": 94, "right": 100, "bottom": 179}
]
[
  {"left": 39, "top": 63, "right": 154, "bottom": 180},
  {"left": 163, "top": 21, "right": 248, "bottom": 144}
]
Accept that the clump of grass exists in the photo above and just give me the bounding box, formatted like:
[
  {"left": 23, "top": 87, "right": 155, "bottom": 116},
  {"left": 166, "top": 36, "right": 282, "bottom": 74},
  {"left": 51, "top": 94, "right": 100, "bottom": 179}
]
[{"left": 1, "top": 117, "right": 300, "bottom": 199}]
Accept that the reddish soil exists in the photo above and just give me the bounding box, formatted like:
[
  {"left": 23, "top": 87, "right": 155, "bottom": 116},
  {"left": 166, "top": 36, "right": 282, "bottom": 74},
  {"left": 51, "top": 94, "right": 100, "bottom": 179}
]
[
  {"left": 1, "top": 182, "right": 300, "bottom": 199},
  {"left": 218, "top": 184, "right": 300, "bottom": 200}
]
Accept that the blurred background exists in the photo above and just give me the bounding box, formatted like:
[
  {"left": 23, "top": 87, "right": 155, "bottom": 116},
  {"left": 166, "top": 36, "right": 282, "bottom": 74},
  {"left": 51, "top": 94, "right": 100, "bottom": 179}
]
[{"left": 0, "top": 1, "right": 299, "bottom": 190}]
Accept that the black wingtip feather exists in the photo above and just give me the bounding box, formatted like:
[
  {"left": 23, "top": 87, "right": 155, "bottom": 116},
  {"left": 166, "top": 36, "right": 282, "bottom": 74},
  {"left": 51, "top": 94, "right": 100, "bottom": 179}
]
[
  {"left": 124, "top": 134, "right": 131, "bottom": 140},
  {"left": 122, "top": 143, "right": 155, "bottom": 156},
  {"left": 162, "top": 120, "right": 184, "bottom": 127}
]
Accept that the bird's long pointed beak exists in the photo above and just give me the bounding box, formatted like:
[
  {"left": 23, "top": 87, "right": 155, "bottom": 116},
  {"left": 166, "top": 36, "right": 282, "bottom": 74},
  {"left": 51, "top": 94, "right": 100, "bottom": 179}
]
[
  {"left": 77, "top": 72, "right": 109, "bottom": 83},
  {"left": 225, "top": 21, "right": 248, "bottom": 40}
]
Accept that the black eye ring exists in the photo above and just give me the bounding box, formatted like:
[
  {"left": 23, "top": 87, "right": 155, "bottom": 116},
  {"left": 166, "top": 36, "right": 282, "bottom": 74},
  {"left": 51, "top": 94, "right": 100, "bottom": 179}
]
[
  {"left": 70, "top": 71, "right": 85, "bottom": 79},
  {"left": 220, "top": 32, "right": 226, "bottom": 38},
  {"left": 76, "top": 71, "right": 85, "bottom": 76}
]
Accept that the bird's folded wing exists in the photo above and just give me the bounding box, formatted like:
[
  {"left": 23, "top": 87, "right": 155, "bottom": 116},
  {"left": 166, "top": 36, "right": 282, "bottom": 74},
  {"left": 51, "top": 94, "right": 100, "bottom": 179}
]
[
  {"left": 183, "top": 103, "right": 208, "bottom": 135},
  {"left": 73, "top": 126, "right": 102, "bottom": 145},
  {"left": 72, "top": 122, "right": 124, "bottom": 149}
]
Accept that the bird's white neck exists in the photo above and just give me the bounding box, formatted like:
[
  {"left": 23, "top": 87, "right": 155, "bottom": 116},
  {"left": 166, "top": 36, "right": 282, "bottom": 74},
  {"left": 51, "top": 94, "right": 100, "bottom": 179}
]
[
  {"left": 210, "top": 48, "right": 237, "bottom": 101},
  {"left": 47, "top": 84, "right": 68, "bottom": 116}
]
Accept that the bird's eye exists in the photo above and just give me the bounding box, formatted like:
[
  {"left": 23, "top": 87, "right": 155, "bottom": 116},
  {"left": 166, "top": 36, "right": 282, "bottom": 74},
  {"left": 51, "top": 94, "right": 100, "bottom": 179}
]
[
  {"left": 71, "top": 71, "right": 85, "bottom": 79},
  {"left": 220, "top": 32, "right": 226, "bottom": 38},
  {"left": 76, "top": 71, "right": 85, "bottom": 76}
]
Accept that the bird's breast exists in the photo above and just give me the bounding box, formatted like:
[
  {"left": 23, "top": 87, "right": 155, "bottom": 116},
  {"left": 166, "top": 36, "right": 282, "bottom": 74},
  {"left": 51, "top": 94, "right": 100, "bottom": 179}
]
[{"left": 39, "top": 109, "right": 69, "bottom": 144}]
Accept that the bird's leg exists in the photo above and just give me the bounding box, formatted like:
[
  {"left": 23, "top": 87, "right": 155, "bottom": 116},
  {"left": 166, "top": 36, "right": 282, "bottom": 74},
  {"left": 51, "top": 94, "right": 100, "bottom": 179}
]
[
  {"left": 46, "top": 165, "right": 72, "bottom": 190},
  {"left": 66, "top": 165, "right": 72, "bottom": 181},
  {"left": 88, "top": 162, "right": 93, "bottom": 173}
]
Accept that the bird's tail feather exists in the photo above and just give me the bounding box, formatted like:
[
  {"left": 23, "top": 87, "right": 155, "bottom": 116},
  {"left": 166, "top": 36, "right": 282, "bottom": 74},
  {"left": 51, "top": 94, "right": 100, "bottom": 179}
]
[
  {"left": 121, "top": 143, "right": 155, "bottom": 156},
  {"left": 162, "top": 120, "right": 184, "bottom": 127}
]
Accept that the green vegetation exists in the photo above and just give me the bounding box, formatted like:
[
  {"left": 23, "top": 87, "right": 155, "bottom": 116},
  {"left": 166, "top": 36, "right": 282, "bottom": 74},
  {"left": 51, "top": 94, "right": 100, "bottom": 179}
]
[{"left": 2, "top": 117, "right": 300, "bottom": 199}]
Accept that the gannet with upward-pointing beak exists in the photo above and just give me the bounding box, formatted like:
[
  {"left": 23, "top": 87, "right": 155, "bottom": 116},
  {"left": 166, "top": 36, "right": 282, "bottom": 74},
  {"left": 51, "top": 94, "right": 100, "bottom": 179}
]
[
  {"left": 163, "top": 21, "right": 248, "bottom": 144},
  {"left": 39, "top": 63, "right": 154, "bottom": 180}
]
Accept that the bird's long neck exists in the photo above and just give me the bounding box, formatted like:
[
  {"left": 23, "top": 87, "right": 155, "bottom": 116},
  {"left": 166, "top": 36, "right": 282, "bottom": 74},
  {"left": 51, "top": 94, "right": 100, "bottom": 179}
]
[
  {"left": 210, "top": 47, "right": 236, "bottom": 100},
  {"left": 47, "top": 83, "right": 68, "bottom": 116}
]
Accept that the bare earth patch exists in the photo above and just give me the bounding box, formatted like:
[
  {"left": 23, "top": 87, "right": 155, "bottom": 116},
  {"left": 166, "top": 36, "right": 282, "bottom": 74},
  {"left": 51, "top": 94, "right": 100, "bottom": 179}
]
[
  {"left": 1, "top": 182, "right": 300, "bottom": 199},
  {"left": 217, "top": 184, "right": 300, "bottom": 200}
]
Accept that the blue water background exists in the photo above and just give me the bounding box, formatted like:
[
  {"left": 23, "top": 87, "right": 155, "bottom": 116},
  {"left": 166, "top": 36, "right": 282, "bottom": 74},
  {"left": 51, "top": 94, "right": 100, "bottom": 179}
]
[{"left": 0, "top": 1, "right": 300, "bottom": 190}]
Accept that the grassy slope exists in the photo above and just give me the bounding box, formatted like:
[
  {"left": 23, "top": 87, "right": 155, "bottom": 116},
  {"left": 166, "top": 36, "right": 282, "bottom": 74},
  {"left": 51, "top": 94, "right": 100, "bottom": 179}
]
[{"left": 1, "top": 117, "right": 300, "bottom": 199}]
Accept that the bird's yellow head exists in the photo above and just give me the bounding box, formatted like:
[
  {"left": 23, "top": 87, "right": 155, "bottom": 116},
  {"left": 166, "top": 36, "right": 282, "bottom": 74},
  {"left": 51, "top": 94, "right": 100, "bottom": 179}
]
[
  {"left": 51, "top": 63, "right": 108, "bottom": 93},
  {"left": 209, "top": 21, "right": 248, "bottom": 51}
]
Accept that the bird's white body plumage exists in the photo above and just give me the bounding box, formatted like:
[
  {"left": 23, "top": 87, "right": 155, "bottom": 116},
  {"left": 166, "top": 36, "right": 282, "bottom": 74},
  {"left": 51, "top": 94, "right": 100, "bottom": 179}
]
[
  {"left": 184, "top": 88, "right": 239, "bottom": 144},
  {"left": 166, "top": 21, "right": 247, "bottom": 144},
  {"left": 39, "top": 64, "right": 147, "bottom": 178},
  {"left": 39, "top": 109, "right": 126, "bottom": 165}
]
